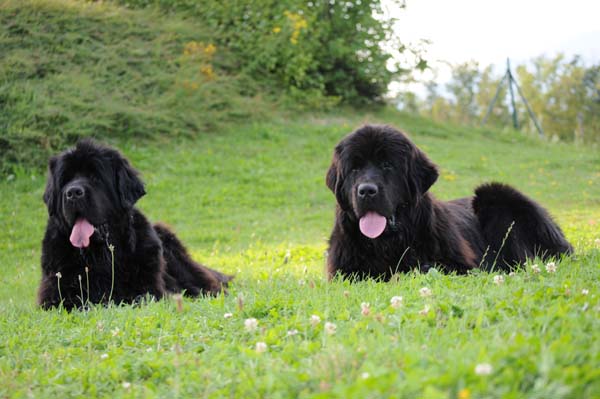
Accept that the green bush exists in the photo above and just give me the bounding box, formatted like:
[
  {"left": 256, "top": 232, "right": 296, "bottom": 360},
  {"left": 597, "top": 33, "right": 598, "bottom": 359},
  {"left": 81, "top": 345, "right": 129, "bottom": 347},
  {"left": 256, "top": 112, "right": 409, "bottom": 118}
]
[{"left": 115, "top": 0, "right": 399, "bottom": 105}]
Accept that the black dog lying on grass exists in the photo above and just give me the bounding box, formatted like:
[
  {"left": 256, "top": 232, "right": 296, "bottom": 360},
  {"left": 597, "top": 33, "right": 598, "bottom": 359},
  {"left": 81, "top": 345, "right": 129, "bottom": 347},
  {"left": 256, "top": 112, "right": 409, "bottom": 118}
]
[
  {"left": 38, "top": 139, "right": 231, "bottom": 310},
  {"left": 325, "top": 125, "right": 573, "bottom": 280}
]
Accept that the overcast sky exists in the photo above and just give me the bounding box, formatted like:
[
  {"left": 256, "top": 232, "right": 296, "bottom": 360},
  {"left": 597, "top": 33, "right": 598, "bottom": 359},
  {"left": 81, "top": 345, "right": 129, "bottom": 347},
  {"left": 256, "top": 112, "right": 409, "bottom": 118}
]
[{"left": 387, "top": 0, "right": 600, "bottom": 94}]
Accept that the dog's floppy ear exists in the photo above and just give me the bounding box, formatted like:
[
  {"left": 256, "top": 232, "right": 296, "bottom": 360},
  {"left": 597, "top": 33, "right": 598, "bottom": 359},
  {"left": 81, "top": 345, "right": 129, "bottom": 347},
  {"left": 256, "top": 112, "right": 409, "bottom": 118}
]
[
  {"left": 325, "top": 155, "right": 338, "bottom": 193},
  {"left": 43, "top": 156, "right": 59, "bottom": 216},
  {"left": 409, "top": 146, "right": 439, "bottom": 196},
  {"left": 115, "top": 155, "right": 145, "bottom": 209},
  {"left": 326, "top": 148, "right": 351, "bottom": 210}
]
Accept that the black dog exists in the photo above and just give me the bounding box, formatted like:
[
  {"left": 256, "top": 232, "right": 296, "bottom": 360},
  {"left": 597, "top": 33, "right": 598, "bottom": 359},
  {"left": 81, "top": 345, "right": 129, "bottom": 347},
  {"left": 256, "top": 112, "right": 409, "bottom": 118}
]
[
  {"left": 325, "top": 125, "right": 573, "bottom": 280},
  {"left": 38, "top": 139, "right": 231, "bottom": 309}
]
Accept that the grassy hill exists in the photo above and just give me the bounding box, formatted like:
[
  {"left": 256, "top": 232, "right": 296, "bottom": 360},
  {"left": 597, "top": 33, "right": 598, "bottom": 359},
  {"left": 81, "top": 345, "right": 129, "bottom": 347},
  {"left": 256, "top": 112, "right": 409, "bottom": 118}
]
[
  {"left": 1, "top": 1, "right": 600, "bottom": 398},
  {"left": 0, "top": 0, "right": 271, "bottom": 173}
]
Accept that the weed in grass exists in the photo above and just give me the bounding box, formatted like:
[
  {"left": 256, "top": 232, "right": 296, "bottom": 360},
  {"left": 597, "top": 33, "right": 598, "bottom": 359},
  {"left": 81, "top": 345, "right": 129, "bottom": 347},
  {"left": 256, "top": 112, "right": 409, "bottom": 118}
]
[
  {"left": 324, "top": 322, "right": 337, "bottom": 335},
  {"left": 390, "top": 296, "right": 403, "bottom": 308},
  {"left": 55, "top": 272, "right": 63, "bottom": 305},
  {"left": 107, "top": 243, "right": 115, "bottom": 303},
  {"left": 474, "top": 363, "right": 493, "bottom": 376},
  {"left": 244, "top": 318, "right": 258, "bottom": 332},
  {"left": 84, "top": 266, "right": 90, "bottom": 304},
  {"left": 545, "top": 262, "right": 557, "bottom": 273},
  {"left": 77, "top": 274, "right": 84, "bottom": 308},
  {"left": 490, "top": 220, "right": 515, "bottom": 273},
  {"left": 360, "top": 302, "right": 370, "bottom": 316},
  {"left": 173, "top": 293, "right": 183, "bottom": 313},
  {"left": 310, "top": 314, "right": 321, "bottom": 327},
  {"left": 255, "top": 342, "right": 268, "bottom": 353}
]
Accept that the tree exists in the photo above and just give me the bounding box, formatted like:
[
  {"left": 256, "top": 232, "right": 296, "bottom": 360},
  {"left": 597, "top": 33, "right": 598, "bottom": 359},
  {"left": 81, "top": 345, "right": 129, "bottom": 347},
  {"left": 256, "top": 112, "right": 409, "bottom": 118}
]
[{"left": 445, "top": 61, "right": 480, "bottom": 124}]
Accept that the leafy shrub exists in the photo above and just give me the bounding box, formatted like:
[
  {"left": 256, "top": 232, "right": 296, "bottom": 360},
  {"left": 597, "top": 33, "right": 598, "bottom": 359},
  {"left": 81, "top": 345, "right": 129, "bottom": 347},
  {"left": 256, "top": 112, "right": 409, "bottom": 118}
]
[{"left": 115, "top": 0, "right": 401, "bottom": 105}]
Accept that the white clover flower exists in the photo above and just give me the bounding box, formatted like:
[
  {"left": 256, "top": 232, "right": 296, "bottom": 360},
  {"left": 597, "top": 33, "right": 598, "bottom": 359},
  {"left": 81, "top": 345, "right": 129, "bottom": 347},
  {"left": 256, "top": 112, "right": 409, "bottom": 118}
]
[
  {"left": 360, "top": 302, "right": 370, "bottom": 316},
  {"left": 419, "top": 287, "right": 432, "bottom": 297},
  {"left": 531, "top": 264, "right": 541, "bottom": 274},
  {"left": 582, "top": 302, "right": 589, "bottom": 312},
  {"left": 390, "top": 296, "right": 403, "bottom": 308},
  {"left": 508, "top": 271, "right": 516, "bottom": 277},
  {"left": 100, "top": 353, "right": 109, "bottom": 359},
  {"left": 545, "top": 262, "right": 557, "bottom": 273},
  {"left": 474, "top": 363, "right": 493, "bottom": 375},
  {"left": 111, "top": 327, "right": 120, "bottom": 337},
  {"left": 361, "top": 372, "right": 370, "bottom": 379},
  {"left": 594, "top": 238, "right": 600, "bottom": 247},
  {"left": 287, "top": 329, "right": 299, "bottom": 337},
  {"left": 122, "top": 382, "right": 131, "bottom": 389},
  {"left": 582, "top": 289, "right": 589, "bottom": 295},
  {"left": 419, "top": 305, "right": 430, "bottom": 315},
  {"left": 55, "top": 272, "right": 62, "bottom": 279},
  {"left": 324, "top": 322, "right": 337, "bottom": 335},
  {"left": 244, "top": 318, "right": 258, "bottom": 332},
  {"left": 493, "top": 275, "right": 504, "bottom": 285},
  {"left": 310, "top": 315, "right": 321, "bottom": 327},
  {"left": 255, "top": 342, "right": 268, "bottom": 353},
  {"left": 223, "top": 312, "right": 233, "bottom": 319}
]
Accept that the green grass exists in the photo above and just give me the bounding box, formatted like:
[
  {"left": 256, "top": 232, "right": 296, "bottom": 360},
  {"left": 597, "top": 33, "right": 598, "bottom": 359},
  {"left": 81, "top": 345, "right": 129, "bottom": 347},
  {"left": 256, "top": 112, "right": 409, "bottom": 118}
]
[
  {"left": 2, "top": 1, "right": 598, "bottom": 397},
  {"left": 1, "top": 109, "right": 600, "bottom": 398}
]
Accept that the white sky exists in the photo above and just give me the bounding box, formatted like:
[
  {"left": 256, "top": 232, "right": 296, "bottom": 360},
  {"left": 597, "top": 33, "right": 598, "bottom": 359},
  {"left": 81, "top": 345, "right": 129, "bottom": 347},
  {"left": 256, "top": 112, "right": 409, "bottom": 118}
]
[{"left": 386, "top": 0, "right": 600, "bottom": 95}]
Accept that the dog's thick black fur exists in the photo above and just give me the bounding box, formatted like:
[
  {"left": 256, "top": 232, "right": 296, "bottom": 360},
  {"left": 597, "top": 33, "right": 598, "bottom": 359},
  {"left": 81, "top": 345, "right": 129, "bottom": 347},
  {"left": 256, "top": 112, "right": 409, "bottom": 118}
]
[
  {"left": 38, "top": 139, "right": 231, "bottom": 310},
  {"left": 326, "top": 125, "right": 573, "bottom": 280}
]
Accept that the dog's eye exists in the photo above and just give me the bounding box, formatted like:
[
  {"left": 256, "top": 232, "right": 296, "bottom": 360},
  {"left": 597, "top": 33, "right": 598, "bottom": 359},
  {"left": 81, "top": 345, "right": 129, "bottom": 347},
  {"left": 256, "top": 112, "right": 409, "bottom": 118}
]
[{"left": 382, "top": 162, "right": 393, "bottom": 170}]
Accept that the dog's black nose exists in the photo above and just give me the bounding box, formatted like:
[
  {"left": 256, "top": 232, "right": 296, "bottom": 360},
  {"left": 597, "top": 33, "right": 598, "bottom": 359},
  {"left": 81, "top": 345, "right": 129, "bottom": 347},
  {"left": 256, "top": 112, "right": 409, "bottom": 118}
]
[
  {"left": 358, "top": 183, "right": 378, "bottom": 199},
  {"left": 65, "top": 184, "right": 85, "bottom": 201}
]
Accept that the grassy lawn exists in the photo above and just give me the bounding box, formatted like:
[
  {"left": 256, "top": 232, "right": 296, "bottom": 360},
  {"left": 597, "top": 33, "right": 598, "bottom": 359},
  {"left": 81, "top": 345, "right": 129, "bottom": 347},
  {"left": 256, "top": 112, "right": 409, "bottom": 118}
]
[{"left": 1, "top": 110, "right": 599, "bottom": 398}]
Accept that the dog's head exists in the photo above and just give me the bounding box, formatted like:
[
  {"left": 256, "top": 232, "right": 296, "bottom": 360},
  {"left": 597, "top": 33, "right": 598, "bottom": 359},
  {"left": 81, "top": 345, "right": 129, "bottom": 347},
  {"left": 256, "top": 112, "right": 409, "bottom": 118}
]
[
  {"left": 326, "top": 125, "right": 438, "bottom": 238},
  {"left": 43, "top": 139, "right": 145, "bottom": 248}
]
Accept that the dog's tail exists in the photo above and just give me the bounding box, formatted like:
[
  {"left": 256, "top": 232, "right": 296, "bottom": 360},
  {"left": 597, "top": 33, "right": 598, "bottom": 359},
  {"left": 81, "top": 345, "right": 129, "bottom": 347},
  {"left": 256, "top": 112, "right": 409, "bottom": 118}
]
[
  {"left": 472, "top": 182, "right": 573, "bottom": 270},
  {"left": 154, "top": 223, "right": 233, "bottom": 296}
]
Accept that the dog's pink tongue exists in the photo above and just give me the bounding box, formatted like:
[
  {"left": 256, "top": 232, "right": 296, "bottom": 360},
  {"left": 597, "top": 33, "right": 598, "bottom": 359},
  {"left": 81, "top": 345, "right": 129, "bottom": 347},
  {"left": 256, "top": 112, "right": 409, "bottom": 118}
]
[
  {"left": 359, "top": 212, "right": 387, "bottom": 239},
  {"left": 70, "top": 219, "right": 95, "bottom": 248}
]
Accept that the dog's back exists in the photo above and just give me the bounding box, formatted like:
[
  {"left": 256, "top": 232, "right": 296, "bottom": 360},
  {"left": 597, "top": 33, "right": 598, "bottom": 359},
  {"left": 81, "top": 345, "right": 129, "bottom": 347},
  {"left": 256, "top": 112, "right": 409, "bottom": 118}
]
[
  {"left": 153, "top": 223, "right": 232, "bottom": 296},
  {"left": 473, "top": 182, "right": 573, "bottom": 269}
]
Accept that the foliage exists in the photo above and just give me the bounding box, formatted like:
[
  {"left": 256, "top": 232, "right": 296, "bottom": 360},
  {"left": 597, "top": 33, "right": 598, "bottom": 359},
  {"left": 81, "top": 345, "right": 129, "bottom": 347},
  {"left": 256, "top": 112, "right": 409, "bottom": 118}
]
[
  {"left": 113, "top": 0, "right": 406, "bottom": 105},
  {"left": 0, "top": 0, "right": 271, "bottom": 174},
  {"left": 407, "top": 55, "right": 600, "bottom": 143},
  {"left": 515, "top": 55, "right": 600, "bottom": 143},
  {"left": 1, "top": 110, "right": 600, "bottom": 397}
]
